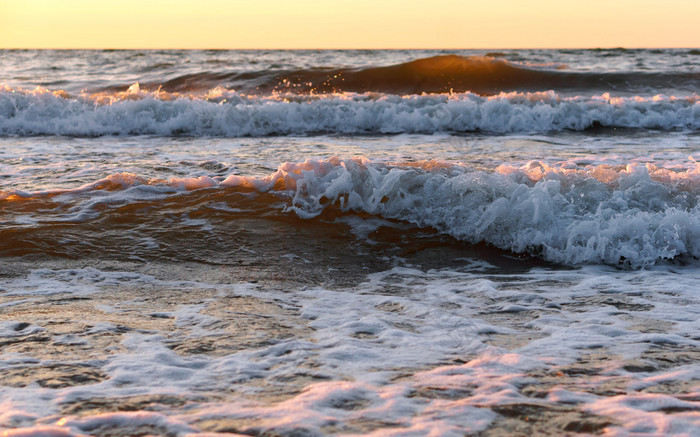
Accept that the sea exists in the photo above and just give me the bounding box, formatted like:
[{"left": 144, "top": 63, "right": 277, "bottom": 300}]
[{"left": 1, "top": 49, "right": 699, "bottom": 436}]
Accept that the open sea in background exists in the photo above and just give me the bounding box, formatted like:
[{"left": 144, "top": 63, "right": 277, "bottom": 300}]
[{"left": 1, "top": 49, "right": 699, "bottom": 436}]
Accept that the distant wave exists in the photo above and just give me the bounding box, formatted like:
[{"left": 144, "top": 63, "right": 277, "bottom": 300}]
[
  {"left": 101, "top": 55, "right": 700, "bottom": 96},
  {"left": 3, "top": 158, "right": 700, "bottom": 267},
  {"left": 1, "top": 86, "right": 699, "bottom": 136}
]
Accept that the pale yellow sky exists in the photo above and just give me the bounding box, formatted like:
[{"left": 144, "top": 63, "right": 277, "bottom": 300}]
[{"left": 1, "top": 0, "right": 699, "bottom": 49}]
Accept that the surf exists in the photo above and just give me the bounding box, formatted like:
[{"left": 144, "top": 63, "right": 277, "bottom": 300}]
[
  {"left": 3, "top": 158, "right": 699, "bottom": 267},
  {"left": 2, "top": 86, "right": 699, "bottom": 137}
]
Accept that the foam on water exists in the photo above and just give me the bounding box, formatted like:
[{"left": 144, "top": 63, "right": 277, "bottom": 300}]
[
  {"left": 0, "top": 263, "right": 698, "bottom": 436},
  {"left": 276, "top": 158, "right": 700, "bottom": 266},
  {"left": 3, "top": 157, "right": 700, "bottom": 267},
  {"left": 2, "top": 86, "right": 699, "bottom": 136},
  {"left": 3, "top": 48, "right": 700, "bottom": 437}
]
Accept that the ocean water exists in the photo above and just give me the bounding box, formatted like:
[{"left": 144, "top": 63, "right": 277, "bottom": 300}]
[{"left": 1, "top": 49, "right": 699, "bottom": 436}]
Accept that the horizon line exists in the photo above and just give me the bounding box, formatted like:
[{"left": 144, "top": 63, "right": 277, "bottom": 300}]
[{"left": 2, "top": 46, "right": 700, "bottom": 51}]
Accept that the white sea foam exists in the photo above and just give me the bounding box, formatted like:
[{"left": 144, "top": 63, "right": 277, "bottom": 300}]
[
  {"left": 225, "top": 157, "right": 700, "bottom": 266},
  {"left": 4, "top": 157, "right": 699, "bottom": 266},
  {"left": 1, "top": 87, "right": 699, "bottom": 136},
  {"left": 0, "top": 264, "right": 698, "bottom": 435}
]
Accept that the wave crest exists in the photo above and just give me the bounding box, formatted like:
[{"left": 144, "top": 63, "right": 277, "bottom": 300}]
[
  {"left": 97, "top": 55, "right": 700, "bottom": 96},
  {"left": 242, "top": 158, "right": 700, "bottom": 266},
  {"left": 1, "top": 86, "right": 699, "bottom": 136},
  {"left": 4, "top": 158, "right": 700, "bottom": 267}
]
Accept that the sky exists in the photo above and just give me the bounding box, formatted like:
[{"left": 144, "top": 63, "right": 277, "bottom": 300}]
[{"left": 1, "top": 0, "right": 699, "bottom": 49}]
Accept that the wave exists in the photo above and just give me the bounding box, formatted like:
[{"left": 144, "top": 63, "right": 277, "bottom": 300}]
[
  {"left": 101, "top": 55, "right": 700, "bottom": 96},
  {"left": 229, "top": 158, "right": 700, "bottom": 267},
  {"left": 264, "top": 55, "right": 700, "bottom": 95},
  {"left": 1, "top": 86, "right": 699, "bottom": 136},
  {"left": 3, "top": 158, "right": 700, "bottom": 267}
]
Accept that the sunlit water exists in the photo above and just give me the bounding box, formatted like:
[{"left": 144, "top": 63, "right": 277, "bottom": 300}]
[{"left": 1, "top": 49, "right": 699, "bottom": 436}]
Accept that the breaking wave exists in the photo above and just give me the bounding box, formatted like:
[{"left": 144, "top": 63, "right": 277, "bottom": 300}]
[
  {"left": 3, "top": 158, "right": 700, "bottom": 267},
  {"left": 1, "top": 85, "right": 699, "bottom": 136}
]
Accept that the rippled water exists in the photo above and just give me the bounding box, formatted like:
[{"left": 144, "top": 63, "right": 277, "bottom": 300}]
[{"left": 1, "top": 49, "right": 699, "bottom": 436}]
